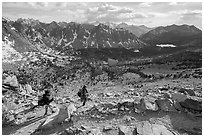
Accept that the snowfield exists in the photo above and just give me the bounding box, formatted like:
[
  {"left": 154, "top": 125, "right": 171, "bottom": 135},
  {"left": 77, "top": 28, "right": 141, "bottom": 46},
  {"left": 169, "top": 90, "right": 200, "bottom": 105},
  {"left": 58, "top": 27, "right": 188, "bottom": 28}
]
[
  {"left": 156, "top": 44, "right": 176, "bottom": 48},
  {"left": 2, "top": 37, "right": 23, "bottom": 63}
]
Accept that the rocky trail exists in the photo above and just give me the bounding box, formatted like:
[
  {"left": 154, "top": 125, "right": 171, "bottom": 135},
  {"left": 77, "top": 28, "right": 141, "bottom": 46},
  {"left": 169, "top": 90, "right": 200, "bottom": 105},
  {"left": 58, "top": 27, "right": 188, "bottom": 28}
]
[{"left": 2, "top": 76, "right": 202, "bottom": 135}]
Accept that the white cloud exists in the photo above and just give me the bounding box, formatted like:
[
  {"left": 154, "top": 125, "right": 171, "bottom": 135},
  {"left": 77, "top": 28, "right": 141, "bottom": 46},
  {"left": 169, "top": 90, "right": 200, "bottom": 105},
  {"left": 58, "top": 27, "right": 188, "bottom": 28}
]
[
  {"left": 178, "top": 12, "right": 202, "bottom": 29},
  {"left": 170, "top": 9, "right": 202, "bottom": 15},
  {"left": 85, "top": 3, "right": 148, "bottom": 24},
  {"left": 169, "top": 2, "right": 178, "bottom": 5},
  {"left": 2, "top": 2, "right": 202, "bottom": 29},
  {"left": 139, "top": 2, "right": 153, "bottom": 7},
  {"left": 28, "top": 2, "right": 49, "bottom": 8},
  {"left": 118, "top": 12, "right": 146, "bottom": 19},
  {"left": 88, "top": 7, "right": 98, "bottom": 12},
  {"left": 96, "top": 14, "right": 107, "bottom": 19}
]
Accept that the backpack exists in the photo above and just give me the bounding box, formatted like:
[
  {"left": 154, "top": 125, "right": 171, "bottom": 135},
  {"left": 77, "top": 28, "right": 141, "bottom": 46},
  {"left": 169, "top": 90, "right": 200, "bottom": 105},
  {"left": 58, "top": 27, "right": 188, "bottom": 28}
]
[
  {"left": 77, "top": 89, "right": 82, "bottom": 97},
  {"left": 38, "top": 96, "right": 45, "bottom": 106},
  {"left": 38, "top": 93, "right": 53, "bottom": 106}
]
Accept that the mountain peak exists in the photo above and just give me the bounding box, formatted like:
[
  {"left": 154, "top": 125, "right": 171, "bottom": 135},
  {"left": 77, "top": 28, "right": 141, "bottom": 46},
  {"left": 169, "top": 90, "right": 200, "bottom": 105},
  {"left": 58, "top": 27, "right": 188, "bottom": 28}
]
[
  {"left": 49, "top": 21, "right": 59, "bottom": 27},
  {"left": 140, "top": 24, "right": 202, "bottom": 46},
  {"left": 104, "top": 22, "right": 117, "bottom": 28},
  {"left": 138, "top": 25, "right": 150, "bottom": 29},
  {"left": 90, "top": 21, "right": 100, "bottom": 26},
  {"left": 2, "top": 16, "right": 12, "bottom": 22},
  {"left": 58, "top": 22, "right": 68, "bottom": 28},
  {"left": 50, "top": 21, "right": 58, "bottom": 25},
  {"left": 116, "top": 23, "right": 152, "bottom": 37},
  {"left": 16, "top": 18, "right": 40, "bottom": 26},
  {"left": 97, "top": 23, "right": 109, "bottom": 28},
  {"left": 119, "top": 22, "right": 128, "bottom": 25},
  {"left": 117, "top": 22, "right": 128, "bottom": 28},
  {"left": 68, "top": 21, "right": 78, "bottom": 25}
]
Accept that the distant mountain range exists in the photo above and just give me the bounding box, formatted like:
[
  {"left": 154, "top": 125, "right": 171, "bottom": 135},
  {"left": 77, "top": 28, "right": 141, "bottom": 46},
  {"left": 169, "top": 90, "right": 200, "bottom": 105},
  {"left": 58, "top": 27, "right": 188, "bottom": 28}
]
[
  {"left": 140, "top": 24, "right": 202, "bottom": 47},
  {"left": 2, "top": 17, "right": 202, "bottom": 63},
  {"left": 3, "top": 18, "right": 147, "bottom": 51},
  {"left": 91, "top": 22, "right": 153, "bottom": 37},
  {"left": 116, "top": 23, "right": 152, "bottom": 37}
]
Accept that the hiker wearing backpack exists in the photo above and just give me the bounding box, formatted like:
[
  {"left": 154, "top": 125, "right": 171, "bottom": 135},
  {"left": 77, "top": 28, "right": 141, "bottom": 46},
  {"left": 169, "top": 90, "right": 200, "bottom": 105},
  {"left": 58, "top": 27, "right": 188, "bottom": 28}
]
[
  {"left": 32, "top": 89, "right": 54, "bottom": 116},
  {"left": 42, "top": 89, "right": 54, "bottom": 115},
  {"left": 78, "top": 85, "right": 88, "bottom": 106}
]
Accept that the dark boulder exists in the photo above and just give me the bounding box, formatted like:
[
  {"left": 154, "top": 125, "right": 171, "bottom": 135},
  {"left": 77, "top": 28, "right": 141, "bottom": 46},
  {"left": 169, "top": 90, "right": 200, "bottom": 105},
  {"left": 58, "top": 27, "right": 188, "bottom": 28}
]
[
  {"left": 180, "top": 98, "right": 202, "bottom": 113},
  {"left": 178, "top": 88, "right": 195, "bottom": 96}
]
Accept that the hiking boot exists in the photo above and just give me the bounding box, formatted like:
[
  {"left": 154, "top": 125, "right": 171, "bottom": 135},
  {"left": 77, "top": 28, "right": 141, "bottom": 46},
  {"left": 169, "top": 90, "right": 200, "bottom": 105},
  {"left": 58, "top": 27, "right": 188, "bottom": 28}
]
[{"left": 51, "top": 110, "right": 55, "bottom": 113}]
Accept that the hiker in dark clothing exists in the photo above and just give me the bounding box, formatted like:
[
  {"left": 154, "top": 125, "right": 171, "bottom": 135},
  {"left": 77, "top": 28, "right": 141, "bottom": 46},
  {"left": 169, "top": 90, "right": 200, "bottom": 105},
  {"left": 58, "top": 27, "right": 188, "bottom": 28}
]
[
  {"left": 42, "top": 90, "right": 54, "bottom": 115},
  {"left": 80, "top": 85, "right": 88, "bottom": 106},
  {"left": 32, "top": 89, "right": 54, "bottom": 116}
]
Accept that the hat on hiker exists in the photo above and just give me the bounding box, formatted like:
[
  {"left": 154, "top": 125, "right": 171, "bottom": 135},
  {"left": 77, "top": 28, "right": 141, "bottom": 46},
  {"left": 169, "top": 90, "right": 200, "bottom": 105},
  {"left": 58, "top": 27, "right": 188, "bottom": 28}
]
[
  {"left": 83, "top": 85, "right": 86, "bottom": 88},
  {"left": 44, "top": 89, "right": 50, "bottom": 94}
]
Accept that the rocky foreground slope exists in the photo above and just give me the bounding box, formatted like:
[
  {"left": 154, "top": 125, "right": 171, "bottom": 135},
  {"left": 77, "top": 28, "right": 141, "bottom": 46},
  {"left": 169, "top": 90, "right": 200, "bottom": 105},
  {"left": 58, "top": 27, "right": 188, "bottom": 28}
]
[{"left": 2, "top": 63, "right": 202, "bottom": 135}]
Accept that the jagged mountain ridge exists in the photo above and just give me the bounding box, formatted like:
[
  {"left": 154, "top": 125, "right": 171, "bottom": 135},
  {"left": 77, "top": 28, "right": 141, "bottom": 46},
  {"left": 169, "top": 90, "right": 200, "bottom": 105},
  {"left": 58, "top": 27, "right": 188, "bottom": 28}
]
[
  {"left": 3, "top": 18, "right": 147, "bottom": 53},
  {"left": 2, "top": 17, "right": 78, "bottom": 67},
  {"left": 140, "top": 24, "right": 202, "bottom": 46}
]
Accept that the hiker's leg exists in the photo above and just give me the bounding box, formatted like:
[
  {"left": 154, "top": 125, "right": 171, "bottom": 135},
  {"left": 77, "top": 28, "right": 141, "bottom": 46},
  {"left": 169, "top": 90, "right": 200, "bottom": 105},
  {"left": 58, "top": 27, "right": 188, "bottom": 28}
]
[
  {"left": 81, "top": 98, "right": 84, "bottom": 106},
  {"left": 44, "top": 105, "right": 48, "bottom": 116},
  {"left": 82, "top": 98, "right": 87, "bottom": 106}
]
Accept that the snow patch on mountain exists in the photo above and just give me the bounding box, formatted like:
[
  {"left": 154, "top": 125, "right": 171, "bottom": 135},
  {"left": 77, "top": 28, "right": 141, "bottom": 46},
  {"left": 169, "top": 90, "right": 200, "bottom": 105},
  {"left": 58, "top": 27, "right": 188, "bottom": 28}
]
[
  {"left": 62, "top": 32, "right": 77, "bottom": 48},
  {"left": 58, "top": 34, "right": 64, "bottom": 45},
  {"left": 2, "top": 37, "right": 23, "bottom": 63},
  {"left": 73, "top": 32, "right": 77, "bottom": 42},
  {"left": 156, "top": 44, "right": 176, "bottom": 48},
  {"left": 134, "top": 50, "right": 140, "bottom": 53},
  {"left": 107, "top": 41, "right": 112, "bottom": 47},
  {"left": 11, "top": 27, "right": 16, "bottom": 30}
]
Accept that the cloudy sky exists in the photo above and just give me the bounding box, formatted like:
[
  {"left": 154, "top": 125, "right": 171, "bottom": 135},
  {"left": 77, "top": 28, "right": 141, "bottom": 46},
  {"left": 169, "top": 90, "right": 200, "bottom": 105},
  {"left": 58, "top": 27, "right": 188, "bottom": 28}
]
[{"left": 2, "top": 2, "right": 202, "bottom": 29}]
